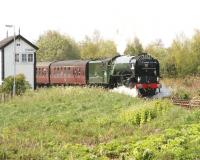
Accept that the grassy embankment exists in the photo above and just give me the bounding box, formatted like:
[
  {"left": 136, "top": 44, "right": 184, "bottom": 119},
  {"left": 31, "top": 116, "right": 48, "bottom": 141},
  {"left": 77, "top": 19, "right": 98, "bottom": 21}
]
[{"left": 0, "top": 87, "right": 199, "bottom": 159}]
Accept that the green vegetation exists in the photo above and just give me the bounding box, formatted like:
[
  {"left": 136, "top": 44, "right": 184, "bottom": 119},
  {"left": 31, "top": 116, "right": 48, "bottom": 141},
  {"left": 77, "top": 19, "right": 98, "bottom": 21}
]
[
  {"left": 36, "top": 31, "right": 80, "bottom": 61},
  {"left": 0, "top": 74, "right": 30, "bottom": 95},
  {"left": 80, "top": 31, "right": 117, "bottom": 59},
  {"left": 36, "top": 30, "right": 117, "bottom": 61},
  {"left": 124, "top": 37, "right": 143, "bottom": 56},
  {"left": 0, "top": 87, "right": 199, "bottom": 159}
]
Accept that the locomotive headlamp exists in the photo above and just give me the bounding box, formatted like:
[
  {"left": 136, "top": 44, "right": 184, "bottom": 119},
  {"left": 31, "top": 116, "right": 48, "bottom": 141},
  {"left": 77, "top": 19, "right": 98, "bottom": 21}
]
[
  {"left": 136, "top": 84, "right": 143, "bottom": 89},
  {"left": 131, "top": 64, "right": 134, "bottom": 70},
  {"left": 137, "top": 77, "right": 141, "bottom": 82}
]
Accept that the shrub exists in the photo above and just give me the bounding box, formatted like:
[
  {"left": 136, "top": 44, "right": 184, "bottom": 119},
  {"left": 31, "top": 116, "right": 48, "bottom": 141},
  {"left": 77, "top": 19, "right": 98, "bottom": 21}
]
[
  {"left": 196, "top": 89, "right": 200, "bottom": 96},
  {"left": 120, "top": 100, "right": 172, "bottom": 126},
  {"left": 0, "top": 74, "right": 30, "bottom": 95},
  {"left": 197, "top": 65, "right": 200, "bottom": 75},
  {"left": 173, "top": 88, "right": 191, "bottom": 99}
]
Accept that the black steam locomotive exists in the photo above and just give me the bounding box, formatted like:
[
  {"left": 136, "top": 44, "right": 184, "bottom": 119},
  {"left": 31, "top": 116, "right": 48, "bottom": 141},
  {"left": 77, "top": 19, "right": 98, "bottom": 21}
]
[
  {"left": 108, "top": 53, "right": 161, "bottom": 96},
  {"left": 36, "top": 53, "right": 161, "bottom": 96}
]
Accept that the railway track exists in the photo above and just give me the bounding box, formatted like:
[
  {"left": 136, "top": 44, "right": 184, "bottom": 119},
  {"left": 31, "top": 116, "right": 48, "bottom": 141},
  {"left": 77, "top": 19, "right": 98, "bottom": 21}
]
[{"left": 171, "top": 98, "right": 200, "bottom": 109}]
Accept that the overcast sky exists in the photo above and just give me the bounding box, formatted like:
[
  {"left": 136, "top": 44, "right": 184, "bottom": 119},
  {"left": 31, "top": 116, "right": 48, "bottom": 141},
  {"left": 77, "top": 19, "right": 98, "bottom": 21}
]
[{"left": 0, "top": 0, "right": 200, "bottom": 53}]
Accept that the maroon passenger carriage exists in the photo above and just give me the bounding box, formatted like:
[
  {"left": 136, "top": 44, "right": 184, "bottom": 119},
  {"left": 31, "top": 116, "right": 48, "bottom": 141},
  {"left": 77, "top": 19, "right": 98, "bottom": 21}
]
[
  {"left": 36, "top": 60, "right": 89, "bottom": 86},
  {"left": 50, "top": 60, "right": 89, "bottom": 85},
  {"left": 36, "top": 62, "right": 53, "bottom": 86}
]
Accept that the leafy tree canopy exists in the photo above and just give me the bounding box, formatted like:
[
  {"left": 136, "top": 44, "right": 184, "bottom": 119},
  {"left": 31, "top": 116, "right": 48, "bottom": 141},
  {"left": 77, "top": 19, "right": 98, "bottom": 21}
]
[
  {"left": 80, "top": 31, "right": 117, "bottom": 59},
  {"left": 169, "top": 34, "right": 196, "bottom": 75},
  {"left": 36, "top": 30, "right": 80, "bottom": 61},
  {"left": 145, "top": 39, "right": 167, "bottom": 60},
  {"left": 124, "top": 37, "right": 143, "bottom": 56}
]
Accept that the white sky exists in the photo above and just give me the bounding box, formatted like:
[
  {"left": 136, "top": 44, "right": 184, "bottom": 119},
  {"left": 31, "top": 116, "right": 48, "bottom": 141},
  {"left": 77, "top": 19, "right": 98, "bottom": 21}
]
[{"left": 0, "top": 0, "right": 200, "bottom": 53}]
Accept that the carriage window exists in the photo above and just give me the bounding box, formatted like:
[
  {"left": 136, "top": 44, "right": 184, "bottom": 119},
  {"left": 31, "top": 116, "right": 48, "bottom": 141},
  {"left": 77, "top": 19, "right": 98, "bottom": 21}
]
[
  {"left": 60, "top": 67, "right": 63, "bottom": 74},
  {"left": 57, "top": 68, "right": 59, "bottom": 77},
  {"left": 43, "top": 69, "right": 46, "bottom": 76},
  {"left": 63, "top": 67, "right": 67, "bottom": 76},
  {"left": 54, "top": 69, "right": 56, "bottom": 77},
  {"left": 78, "top": 68, "right": 81, "bottom": 75},
  {"left": 41, "top": 69, "right": 43, "bottom": 76},
  {"left": 42, "top": 69, "right": 44, "bottom": 76},
  {"left": 57, "top": 67, "right": 60, "bottom": 77}
]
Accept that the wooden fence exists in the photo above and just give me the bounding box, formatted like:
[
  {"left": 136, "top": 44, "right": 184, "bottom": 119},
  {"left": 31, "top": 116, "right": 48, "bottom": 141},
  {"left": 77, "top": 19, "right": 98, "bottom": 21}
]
[{"left": 171, "top": 98, "right": 200, "bottom": 109}]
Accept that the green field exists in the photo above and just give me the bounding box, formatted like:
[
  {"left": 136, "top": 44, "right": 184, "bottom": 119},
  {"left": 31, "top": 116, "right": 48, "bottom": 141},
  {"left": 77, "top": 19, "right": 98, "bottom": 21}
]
[{"left": 0, "top": 87, "right": 199, "bottom": 159}]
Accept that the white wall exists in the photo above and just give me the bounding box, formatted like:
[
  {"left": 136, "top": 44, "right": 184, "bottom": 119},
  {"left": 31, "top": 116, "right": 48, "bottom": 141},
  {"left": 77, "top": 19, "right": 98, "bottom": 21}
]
[{"left": 4, "top": 38, "right": 36, "bottom": 88}]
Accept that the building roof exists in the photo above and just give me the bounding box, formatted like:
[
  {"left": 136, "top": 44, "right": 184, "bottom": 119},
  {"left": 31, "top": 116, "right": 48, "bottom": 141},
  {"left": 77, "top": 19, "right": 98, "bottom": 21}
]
[{"left": 0, "top": 34, "right": 38, "bottom": 50}]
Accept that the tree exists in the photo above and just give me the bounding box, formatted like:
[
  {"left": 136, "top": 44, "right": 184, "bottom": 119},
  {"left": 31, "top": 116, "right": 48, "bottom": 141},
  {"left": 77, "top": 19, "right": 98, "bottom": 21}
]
[
  {"left": 80, "top": 31, "right": 117, "bottom": 59},
  {"left": 124, "top": 37, "right": 143, "bottom": 56},
  {"left": 145, "top": 39, "right": 166, "bottom": 60},
  {"left": 145, "top": 39, "right": 168, "bottom": 75},
  {"left": 168, "top": 34, "right": 195, "bottom": 76},
  {"left": 191, "top": 30, "right": 200, "bottom": 74},
  {"left": 36, "top": 30, "right": 80, "bottom": 61}
]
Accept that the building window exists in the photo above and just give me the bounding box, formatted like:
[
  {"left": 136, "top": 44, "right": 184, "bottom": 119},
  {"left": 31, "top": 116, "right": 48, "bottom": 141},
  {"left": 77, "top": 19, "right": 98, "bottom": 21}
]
[
  {"left": 22, "top": 54, "right": 27, "bottom": 62},
  {"left": 28, "top": 54, "right": 33, "bottom": 62},
  {"left": 15, "top": 54, "right": 19, "bottom": 62}
]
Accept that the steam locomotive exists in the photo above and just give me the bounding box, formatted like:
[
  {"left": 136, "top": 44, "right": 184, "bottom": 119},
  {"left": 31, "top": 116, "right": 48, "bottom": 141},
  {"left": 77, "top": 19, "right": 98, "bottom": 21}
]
[{"left": 36, "top": 53, "right": 161, "bottom": 96}]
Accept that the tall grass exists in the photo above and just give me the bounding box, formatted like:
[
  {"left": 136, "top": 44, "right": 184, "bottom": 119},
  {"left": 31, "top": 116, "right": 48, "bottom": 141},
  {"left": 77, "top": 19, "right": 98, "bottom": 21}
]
[
  {"left": 0, "top": 87, "right": 199, "bottom": 159},
  {"left": 163, "top": 76, "right": 200, "bottom": 98}
]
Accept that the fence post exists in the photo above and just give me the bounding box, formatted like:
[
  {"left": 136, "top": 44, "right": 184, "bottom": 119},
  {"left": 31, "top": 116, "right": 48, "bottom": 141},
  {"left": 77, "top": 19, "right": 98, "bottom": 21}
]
[{"left": 3, "top": 93, "right": 5, "bottom": 103}]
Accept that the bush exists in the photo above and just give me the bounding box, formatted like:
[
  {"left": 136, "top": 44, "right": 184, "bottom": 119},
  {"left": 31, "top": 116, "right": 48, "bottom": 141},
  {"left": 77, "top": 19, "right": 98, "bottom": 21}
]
[
  {"left": 173, "top": 88, "right": 191, "bottom": 99},
  {"left": 197, "top": 66, "right": 200, "bottom": 75},
  {"left": 120, "top": 100, "right": 172, "bottom": 126},
  {"left": 0, "top": 74, "right": 30, "bottom": 95}
]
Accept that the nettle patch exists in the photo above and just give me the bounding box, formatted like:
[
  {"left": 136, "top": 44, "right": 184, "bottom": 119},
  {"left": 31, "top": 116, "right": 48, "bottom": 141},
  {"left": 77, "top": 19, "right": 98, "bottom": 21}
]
[
  {"left": 119, "top": 100, "right": 173, "bottom": 125},
  {"left": 91, "top": 123, "right": 200, "bottom": 160}
]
